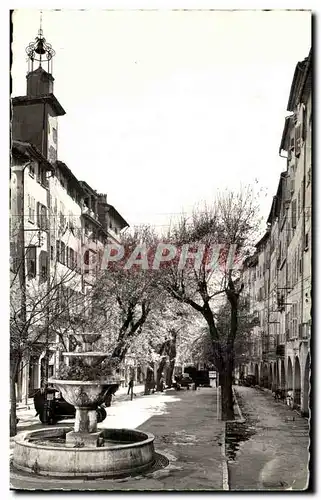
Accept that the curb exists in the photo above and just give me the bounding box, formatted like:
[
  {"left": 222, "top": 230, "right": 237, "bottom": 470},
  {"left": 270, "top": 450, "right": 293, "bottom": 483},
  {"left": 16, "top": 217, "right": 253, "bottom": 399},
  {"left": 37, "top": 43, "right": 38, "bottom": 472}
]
[
  {"left": 221, "top": 427, "right": 229, "bottom": 491},
  {"left": 232, "top": 388, "right": 245, "bottom": 423},
  {"left": 218, "top": 387, "right": 229, "bottom": 491}
]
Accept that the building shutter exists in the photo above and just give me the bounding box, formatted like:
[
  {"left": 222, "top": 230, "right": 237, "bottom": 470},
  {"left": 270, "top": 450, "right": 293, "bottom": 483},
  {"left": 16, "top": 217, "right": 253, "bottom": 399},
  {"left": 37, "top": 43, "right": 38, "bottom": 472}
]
[
  {"left": 37, "top": 202, "right": 41, "bottom": 227},
  {"left": 56, "top": 240, "right": 60, "bottom": 262}
]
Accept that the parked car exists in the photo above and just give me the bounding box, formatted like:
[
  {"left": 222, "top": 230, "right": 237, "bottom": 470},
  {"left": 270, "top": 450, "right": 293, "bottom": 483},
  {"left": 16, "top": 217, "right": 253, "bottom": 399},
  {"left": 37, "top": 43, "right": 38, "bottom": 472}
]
[
  {"left": 33, "top": 385, "right": 118, "bottom": 425},
  {"left": 242, "top": 375, "right": 257, "bottom": 387},
  {"left": 173, "top": 374, "right": 194, "bottom": 390}
]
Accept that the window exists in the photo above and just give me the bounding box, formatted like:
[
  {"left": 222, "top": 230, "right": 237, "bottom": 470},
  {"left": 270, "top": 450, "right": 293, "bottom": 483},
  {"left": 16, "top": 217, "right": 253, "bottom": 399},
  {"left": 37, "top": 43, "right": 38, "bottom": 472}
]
[
  {"left": 52, "top": 127, "right": 57, "bottom": 144},
  {"left": 66, "top": 247, "right": 75, "bottom": 268},
  {"left": 27, "top": 195, "right": 35, "bottom": 223},
  {"left": 295, "top": 123, "right": 302, "bottom": 157},
  {"left": 69, "top": 248, "right": 75, "bottom": 269},
  {"left": 56, "top": 240, "right": 60, "bottom": 262},
  {"left": 39, "top": 251, "right": 48, "bottom": 284},
  {"left": 297, "top": 190, "right": 301, "bottom": 219},
  {"left": 29, "top": 163, "right": 35, "bottom": 178},
  {"left": 292, "top": 303, "right": 298, "bottom": 338},
  {"left": 60, "top": 202, "right": 66, "bottom": 228},
  {"left": 37, "top": 202, "right": 48, "bottom": 230},
  {"left": 305, "top": 233, "right": 309, "bottom": 251},
  {"left": 84, "top": 250, "right": 89, "bottom": 273},
  {"left": 50, "top": 245, "right": 54, "bottom": 261},
  {"left": 26, "top": 246, "right": 36, "bottom": 279},
  {"left": 68, "top": 211, "right": 74, "bottom": 231},
  {"left": 60, "top": 242, "right": 66, "bottom": 265},
  {"left": 37, "top": 165, "right": 47, "bottom": 187}
]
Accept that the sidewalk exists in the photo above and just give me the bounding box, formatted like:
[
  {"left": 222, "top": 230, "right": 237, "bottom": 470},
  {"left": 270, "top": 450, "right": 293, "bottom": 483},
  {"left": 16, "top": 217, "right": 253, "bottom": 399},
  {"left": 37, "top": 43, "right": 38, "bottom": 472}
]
[
  {"left": 227, "top": 386, "right": 310, "bottom": 491},
  {"left": 11, "top": 387, "right": 225, "bottom": 491}
]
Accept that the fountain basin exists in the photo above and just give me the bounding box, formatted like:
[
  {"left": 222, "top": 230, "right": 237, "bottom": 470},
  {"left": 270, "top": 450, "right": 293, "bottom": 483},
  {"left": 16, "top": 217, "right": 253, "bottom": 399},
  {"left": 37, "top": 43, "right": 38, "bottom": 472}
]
[
  {"left": 62, "top": 352, "right": 108, "bottom": 367},
  {"left": 72, "top": 333, "right": 102, "bottom": 344},
  {"left": 49, "top": 379, "right": 119, "bottom": 408},
  {"left": 13, "top": 427, "right": 155, "bottom": 478}
]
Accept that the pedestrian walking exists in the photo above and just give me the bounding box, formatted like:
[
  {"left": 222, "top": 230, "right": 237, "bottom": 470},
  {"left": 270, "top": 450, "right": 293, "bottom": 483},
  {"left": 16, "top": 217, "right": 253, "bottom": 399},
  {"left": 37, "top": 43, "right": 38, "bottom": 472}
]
[
  {"left": 159, "top": 374, "right": 165, "bottom": 392},
  {"left": 127, "top": 378, "right": 136, "bottom": 400}
]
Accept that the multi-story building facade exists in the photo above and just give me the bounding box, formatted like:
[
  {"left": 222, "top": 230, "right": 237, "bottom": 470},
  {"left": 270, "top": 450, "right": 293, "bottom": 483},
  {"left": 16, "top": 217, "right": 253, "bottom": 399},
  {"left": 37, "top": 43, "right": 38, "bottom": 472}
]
[
  {"left": 239, "top": 50, "right": 311, "bottom": 416},
  {"left": 10, "top": 27, "right": 129, "bottom": 402}
]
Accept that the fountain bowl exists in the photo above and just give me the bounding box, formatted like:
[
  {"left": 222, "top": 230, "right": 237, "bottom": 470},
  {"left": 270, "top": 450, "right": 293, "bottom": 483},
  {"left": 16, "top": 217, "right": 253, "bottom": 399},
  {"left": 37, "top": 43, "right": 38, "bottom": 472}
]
[
  {"left": 13, "top": 427, "right": 155, "bottom": 478},
  {"left": 72, "top": 332, "right": 102, "bottom": 344},
  {"left": 49, "top": 379, "right": 119, "bottom": 408},
  {"left": 61, "top": 352, "right": 108, "bottom": 367}
]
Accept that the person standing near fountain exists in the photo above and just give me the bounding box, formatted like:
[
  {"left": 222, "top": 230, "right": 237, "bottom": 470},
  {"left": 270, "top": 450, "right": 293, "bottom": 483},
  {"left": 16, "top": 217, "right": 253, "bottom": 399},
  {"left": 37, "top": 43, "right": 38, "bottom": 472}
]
[{"left": 128, "top": 378, "right": 136, "bottom": 400}]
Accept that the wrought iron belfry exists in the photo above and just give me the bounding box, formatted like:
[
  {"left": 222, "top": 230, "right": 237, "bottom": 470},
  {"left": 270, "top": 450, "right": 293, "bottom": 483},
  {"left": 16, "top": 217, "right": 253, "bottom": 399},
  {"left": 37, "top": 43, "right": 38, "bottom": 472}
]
[{"left": 25, "top": 12, "right": 55, "bottom": 74}]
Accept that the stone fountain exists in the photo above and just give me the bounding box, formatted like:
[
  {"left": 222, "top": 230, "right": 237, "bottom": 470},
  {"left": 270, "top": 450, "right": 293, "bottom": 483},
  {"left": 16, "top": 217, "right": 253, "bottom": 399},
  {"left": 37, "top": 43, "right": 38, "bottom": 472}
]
[{"left": 12, "top": 332, "right": 155, "bottom": 478}]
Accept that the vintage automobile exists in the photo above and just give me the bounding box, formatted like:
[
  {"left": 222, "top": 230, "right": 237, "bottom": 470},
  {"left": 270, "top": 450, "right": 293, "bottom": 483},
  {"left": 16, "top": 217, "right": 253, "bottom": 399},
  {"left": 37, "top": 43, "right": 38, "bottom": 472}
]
[
  {"left": 33, "top": 385, "right": 116, "bottom": 425},
  {"left": 241, "top": 374, "right": 257, "bottom": 387},
  {"left": 173, "top": 373, "right": 194, "bottom": 391}
]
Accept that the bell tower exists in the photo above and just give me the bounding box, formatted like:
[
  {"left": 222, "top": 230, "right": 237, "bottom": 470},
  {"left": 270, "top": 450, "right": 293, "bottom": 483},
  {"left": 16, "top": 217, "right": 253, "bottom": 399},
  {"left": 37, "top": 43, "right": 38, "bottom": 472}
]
[{"left": 12, "top": 12, "right": 65, "bottom": 164}]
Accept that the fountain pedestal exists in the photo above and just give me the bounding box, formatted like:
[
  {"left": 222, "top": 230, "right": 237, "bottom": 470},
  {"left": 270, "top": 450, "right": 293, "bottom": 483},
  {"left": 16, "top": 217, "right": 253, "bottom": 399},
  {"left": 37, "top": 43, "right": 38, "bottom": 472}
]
[
  {"left": 65, "top": 406, "right": 101, "bottom": 447},
  {"left": 66, "top": 431, "right": 102, "bottom": 448}
]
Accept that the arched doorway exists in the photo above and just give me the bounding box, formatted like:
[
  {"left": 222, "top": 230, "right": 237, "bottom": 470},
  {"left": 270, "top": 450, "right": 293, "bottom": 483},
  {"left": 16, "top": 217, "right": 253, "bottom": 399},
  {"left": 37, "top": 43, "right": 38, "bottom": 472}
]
[
  {"left": 255, "top": 364, "right": 259, "bottom": 385},
  {"left": 281, "top": 360, "right": 286, "bottom": 389},
  {"left": 302, "top": 354, "right": 310, "bottom": 417},
  {"left": 263, "top": 364, "right": 269, "bottom": 388},
  {"left": 287, "top": 357, "right": 293, "bottom": 391},
  {"left": 294, "top": 356, "right": 301, "bottom": 408}
]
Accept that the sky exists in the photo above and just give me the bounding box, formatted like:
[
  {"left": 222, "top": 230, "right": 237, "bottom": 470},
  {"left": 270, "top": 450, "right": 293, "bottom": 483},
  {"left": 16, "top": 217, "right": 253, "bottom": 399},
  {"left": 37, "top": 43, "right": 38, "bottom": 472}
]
[{"left": 11, "top": 9, "right": 311, "bottom": 232}]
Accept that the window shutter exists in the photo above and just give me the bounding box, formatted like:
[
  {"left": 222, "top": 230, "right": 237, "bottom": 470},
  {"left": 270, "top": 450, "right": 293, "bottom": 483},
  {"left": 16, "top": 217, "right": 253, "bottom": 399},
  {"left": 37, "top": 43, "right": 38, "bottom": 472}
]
[
  {"left": 37, "top": 202, "right": 41, "bottom": 227},
  {"left": 56, "top": 240, "right": 60, "bottom": 262},
  {"left": 31, "top": 197, "right": 35, "bottom": 223},
  {"left": 27, "top": 195, "right": 31, "bottom": 220},
  {"left": 61, "top": 242, "right": 66, "bottom": 265},
  {"left": 295, "top": 123, "right": 302, "bottom": 157}
]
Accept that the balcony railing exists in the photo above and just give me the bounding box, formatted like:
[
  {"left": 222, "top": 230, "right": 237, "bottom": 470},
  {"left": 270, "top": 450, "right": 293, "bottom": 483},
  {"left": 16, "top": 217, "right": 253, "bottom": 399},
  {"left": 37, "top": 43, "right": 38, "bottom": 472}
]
[{"left": 81, "top": 205, "right": 99, "bottom": 222}]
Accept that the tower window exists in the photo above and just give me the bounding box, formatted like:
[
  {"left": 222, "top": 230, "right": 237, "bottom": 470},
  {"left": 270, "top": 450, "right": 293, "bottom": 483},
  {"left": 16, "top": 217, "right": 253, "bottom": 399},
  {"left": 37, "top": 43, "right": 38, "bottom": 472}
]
[{"left": 29, "top": 163, "right": 35, "bottom": 178}]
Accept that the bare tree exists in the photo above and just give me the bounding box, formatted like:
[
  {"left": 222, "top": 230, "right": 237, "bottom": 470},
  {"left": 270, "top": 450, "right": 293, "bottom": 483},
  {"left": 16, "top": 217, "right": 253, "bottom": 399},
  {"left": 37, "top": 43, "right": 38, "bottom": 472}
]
[
  {"left": 161, "top": 186, "right": 261, "bottom": 419},
  {"left": 87, "top": 226, "right": 163, "bottom": 367},
  {"left": 10, "top": 244, "right": 84, "bottom": 436}
]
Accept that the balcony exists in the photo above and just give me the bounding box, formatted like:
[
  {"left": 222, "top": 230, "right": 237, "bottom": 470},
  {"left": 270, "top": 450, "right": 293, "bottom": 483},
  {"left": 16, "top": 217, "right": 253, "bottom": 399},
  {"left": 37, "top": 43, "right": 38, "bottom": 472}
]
[{"left": 81, "top": 205, "right": 99, "bottom": 222}]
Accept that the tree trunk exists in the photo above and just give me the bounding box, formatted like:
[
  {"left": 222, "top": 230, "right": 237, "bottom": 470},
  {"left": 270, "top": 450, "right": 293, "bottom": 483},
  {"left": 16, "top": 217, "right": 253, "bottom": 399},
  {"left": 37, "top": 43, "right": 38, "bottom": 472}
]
[
  {"left": 10, "top": 361, "right": 19, "bottom": 437},
  {"left": 220, "top": 365, "right": 234, "bottom": 421},
  {"left": 144, "top": 366, "right": 155, "bottom": 395},
  {"left": 166, "top": 359, "right": 176, "bottom": 387}
]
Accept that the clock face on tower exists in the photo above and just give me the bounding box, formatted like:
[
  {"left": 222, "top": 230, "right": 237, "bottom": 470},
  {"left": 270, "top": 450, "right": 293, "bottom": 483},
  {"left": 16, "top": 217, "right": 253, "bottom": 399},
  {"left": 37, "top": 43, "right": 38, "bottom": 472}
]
[{"left": 48, "top": 115, "right": 58, "bottom": 163}]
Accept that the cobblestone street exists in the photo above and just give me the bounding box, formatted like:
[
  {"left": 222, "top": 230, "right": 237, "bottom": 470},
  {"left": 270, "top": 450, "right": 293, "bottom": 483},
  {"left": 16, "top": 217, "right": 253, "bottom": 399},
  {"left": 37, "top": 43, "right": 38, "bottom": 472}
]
[{"left": 227, "top": 386, "right": 310, "bottom": 491}]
